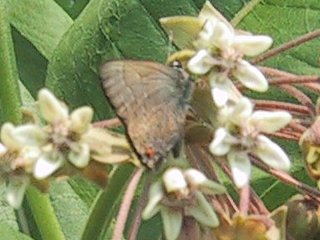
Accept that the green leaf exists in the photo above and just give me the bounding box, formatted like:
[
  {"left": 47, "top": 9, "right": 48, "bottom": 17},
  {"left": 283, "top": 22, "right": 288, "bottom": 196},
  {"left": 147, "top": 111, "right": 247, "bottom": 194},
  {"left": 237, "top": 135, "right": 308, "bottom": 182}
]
[
  {"left": 238, "top": 1, "right": 320, "bottom": 76},
  {"left": 49, "top": 181, "right": 90, "bottom": 240},
  {"left": 8, "top": 0, "right": 73, "bottom": 59},
  {"left": 0, "top": 1, "right": 22, "bottom": 124},
  {"left": 0, "top": 223, "right": 33, "bottom": 240},
  {"left": 12, "top": 29, "right": 48, "bottom": 98},
  {"left": 68, "top": 176, "right": 99, "bottom": 207},
  {"left": 55, "top": 0, "right": 90, "bottom": 19}
]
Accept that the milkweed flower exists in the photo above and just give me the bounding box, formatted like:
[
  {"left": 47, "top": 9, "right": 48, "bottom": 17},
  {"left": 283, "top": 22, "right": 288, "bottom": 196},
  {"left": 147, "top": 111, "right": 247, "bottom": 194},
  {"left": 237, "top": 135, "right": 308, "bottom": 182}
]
[{"left": 209, "top": 97, "right": 292, "bottom": 187}]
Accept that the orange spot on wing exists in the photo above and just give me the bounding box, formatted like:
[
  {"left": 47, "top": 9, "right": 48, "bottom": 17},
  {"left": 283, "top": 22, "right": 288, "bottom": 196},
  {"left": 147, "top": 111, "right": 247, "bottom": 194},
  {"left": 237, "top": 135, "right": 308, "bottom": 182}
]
[{"left": 145, "top": 147, "right": 156, "bottom": 159}]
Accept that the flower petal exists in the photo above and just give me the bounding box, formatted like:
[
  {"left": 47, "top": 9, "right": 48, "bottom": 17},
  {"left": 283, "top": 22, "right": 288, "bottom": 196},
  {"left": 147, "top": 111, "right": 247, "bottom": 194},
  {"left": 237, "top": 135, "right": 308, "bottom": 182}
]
[
  {"left": 228, "top": 150, "right": 251, "bottom": 188},
  {"left": 38, "top": 89, "right": 68, "bottom": 123},
  {"left": 142, "top": 181, "right": 164, "bottom": 219},
  {"left": 68, "top": 143, "right": 90, "bottom": 168},
  {"left": 0, "top": 143, "right": 7, "bottom": 157},
  {"left": 187, "top": 191, "right": 219, "bottom": 227},
  {"left": 159, "top": 16, "right": 203, "bottom": 49},
  {"left": 233, "top": 60, "right": 268, "bottom": 92},
  {"left": 70, "top": 106, "right": 93, "bottom": 134},
  {"left": 209, "top": 128, "right": 232, "bottom": 156},
  {"left": 211, "top": 87, "right": 229, "bottom": 107},
  {"left": 199, "top": 1, "right": 233, "bottom": 32},
  {"left": 161, "top": 206, "right": 183, "bottom": 240},
  {"left": 232, "top": 35, "right": 273, "bottom": 56},
  {"left": 212, "top": 21, "right": 234, "bottom": 49},
  {"left": 187, "top": 50, "right": 216, "bottom": 74},
  {"left": 193, "top": 20, "right": 216, "bottom": 49},
  {"left": 209, "top": 73, "right": 242, "bottom": 107},
  {"left": 11, "top": 125, "right": 47, "bottom": 146},
  {"left": 6, "top": 175, "right": 29, "bottom": 209},
  {"left": 1, "top": 123, "right": 22, "bottom": 150},
  {"left": 248, "top": 111, "right": 292, "bottom": 133},
  {"left": 33, "top": 153, "right": 64, "bottom": 179},
  {"left": 230, "top": 97, "right": 253, "bottom": 124},
  {"left": 254, "top": 135, "right": 291, "bottom": 171},
  {"left": 20, "top": 146, "right": 42, "bottom": 172}
]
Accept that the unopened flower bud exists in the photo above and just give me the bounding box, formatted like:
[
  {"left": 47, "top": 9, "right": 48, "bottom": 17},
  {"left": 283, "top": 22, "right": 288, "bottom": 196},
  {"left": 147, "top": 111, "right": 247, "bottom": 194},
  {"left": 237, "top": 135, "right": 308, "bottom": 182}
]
[{"left": 163, "top": 168, "right": 188, "bottom": 194}]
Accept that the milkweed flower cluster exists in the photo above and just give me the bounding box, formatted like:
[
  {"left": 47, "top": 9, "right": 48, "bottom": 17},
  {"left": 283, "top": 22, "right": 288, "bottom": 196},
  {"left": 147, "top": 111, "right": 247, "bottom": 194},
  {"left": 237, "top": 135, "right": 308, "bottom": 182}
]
[
  {"left": 142, "top": 167, "right": 225, "bottom": 240},
  {"left": 160, "top": 1, "right": 292, "bottom": 188},
  {"left": 0, "top": 89, "right": 135, "bottom": 208}
]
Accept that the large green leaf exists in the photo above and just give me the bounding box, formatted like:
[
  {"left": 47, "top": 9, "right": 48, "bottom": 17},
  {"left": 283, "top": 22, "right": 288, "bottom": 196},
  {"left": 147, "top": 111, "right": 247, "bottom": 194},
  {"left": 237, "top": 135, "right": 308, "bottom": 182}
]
[{"left": 8, "top": 0, "right": 73, "bottom": 59}]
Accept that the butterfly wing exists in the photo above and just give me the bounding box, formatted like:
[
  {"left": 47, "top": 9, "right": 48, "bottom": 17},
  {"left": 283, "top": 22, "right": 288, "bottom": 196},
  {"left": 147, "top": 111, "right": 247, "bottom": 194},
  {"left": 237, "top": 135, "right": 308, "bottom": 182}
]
[{"left": 100, "top": 60, "right": 192, "bottom": 167}]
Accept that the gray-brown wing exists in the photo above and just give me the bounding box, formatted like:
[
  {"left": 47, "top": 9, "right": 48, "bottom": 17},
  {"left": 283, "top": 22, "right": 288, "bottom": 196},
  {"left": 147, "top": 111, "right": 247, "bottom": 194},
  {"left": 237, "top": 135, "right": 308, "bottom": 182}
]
[{"left": 100, "top": 60, "right": 190, "bottom": 167}]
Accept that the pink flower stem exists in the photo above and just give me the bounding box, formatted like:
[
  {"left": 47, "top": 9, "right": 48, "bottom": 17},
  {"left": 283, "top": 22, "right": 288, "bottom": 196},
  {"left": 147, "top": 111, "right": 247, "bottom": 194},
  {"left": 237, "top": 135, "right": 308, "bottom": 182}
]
[
  {"left": 112, "top": 168, "right": 145, "bottom": 240},
  {"left": 251, "top": 156, "right": 320, "bottom": 201},
  {"left": 253, "top": 100, "right": 312, "bottom": 115},
  {"left": 252, "top": 29, "right": 320, "bottom": 64},
  {"left": 93, "top": 117, "right": 121, "bottom": 128}
]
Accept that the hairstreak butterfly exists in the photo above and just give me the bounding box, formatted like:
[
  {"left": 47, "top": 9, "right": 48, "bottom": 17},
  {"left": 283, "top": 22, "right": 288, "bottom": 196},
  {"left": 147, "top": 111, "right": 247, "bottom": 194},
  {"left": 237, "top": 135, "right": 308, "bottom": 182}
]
[{"left": 100, "top": 60, "right": 193, "bottom": 168}]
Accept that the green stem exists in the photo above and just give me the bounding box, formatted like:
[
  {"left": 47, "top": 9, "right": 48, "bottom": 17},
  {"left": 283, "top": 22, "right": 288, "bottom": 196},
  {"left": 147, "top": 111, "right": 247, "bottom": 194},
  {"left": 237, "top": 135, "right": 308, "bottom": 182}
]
[
  {"left": 231, "top": 0, "right": 263, "bottom": 26},
  {"left": 0, "top": 1, "right": 22, "bottom": 124},
  {"left": 26, "top": 187, "right": 66, "bottom": 240}
]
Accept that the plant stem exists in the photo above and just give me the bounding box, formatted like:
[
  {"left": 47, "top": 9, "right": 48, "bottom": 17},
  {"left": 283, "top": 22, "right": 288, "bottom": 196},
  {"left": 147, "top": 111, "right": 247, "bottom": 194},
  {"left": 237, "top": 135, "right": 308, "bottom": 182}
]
[
  {"left": 128, "top": 174, "right": 153, "bottom": 240},
  {"left": 113, "top": 168, "right": 144, "bottom": 240},
  {"left": 93, "top": 118, "right": 121, "bottom": 128},
  {"left": 231, "top": 0, "right": 262, "bottom": 26},
  {"left": 26, "top": 187, "right": 66, "bottom": 240},
  {"left": 253, "top": 100, "right": 312, "bottom": 115},
  {"left": 251, "top": 156, "right": 320, "bottom": 201},
  {"left": 253, "top": 29, "right": 320, "bottom": 64},
  {"left": 239, "top": 184, "right": 250, "bottom": 215}
]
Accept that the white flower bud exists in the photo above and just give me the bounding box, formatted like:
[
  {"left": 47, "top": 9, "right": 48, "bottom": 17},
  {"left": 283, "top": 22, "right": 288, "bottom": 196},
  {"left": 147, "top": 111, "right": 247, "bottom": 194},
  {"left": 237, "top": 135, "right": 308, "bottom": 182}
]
[
  {"left": 162, "top": 168, "right": 187, "bottom": 193},
  {"left": 184, "top": 169, "right": 207, "bottom": 187}
]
